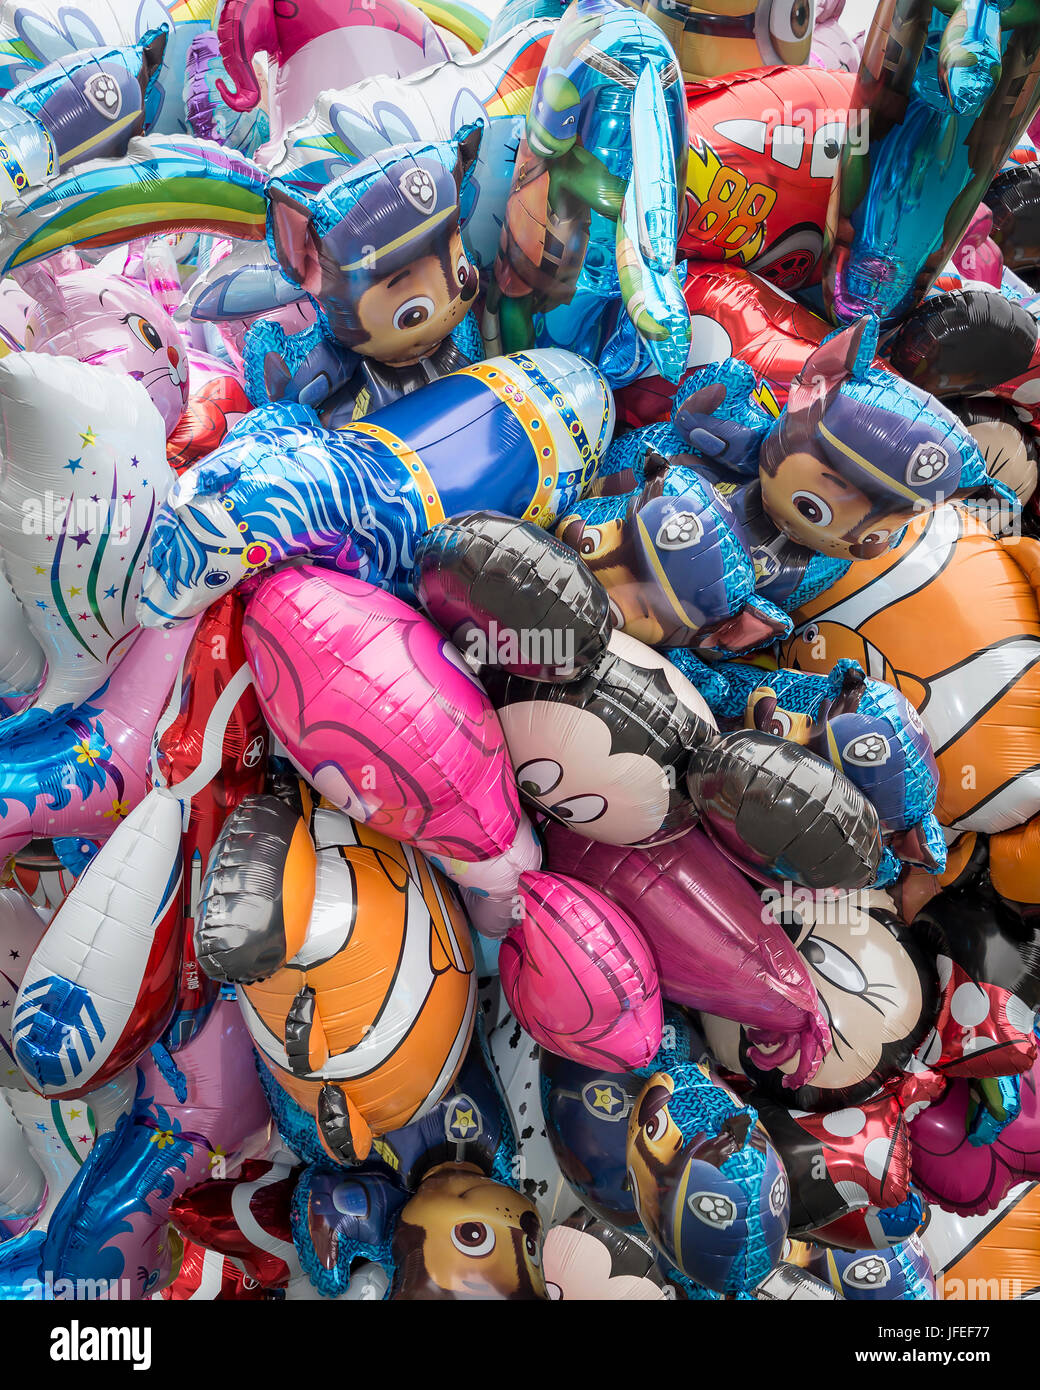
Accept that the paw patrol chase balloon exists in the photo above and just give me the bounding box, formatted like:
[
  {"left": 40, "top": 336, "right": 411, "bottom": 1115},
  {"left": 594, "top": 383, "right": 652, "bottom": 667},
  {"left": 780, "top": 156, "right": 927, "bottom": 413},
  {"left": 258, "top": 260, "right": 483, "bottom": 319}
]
[
  {"left": 390, "top": 1162, "right": 548, "bottom": 1299},
  {"left": 626, "top": 1061, "right": 790, "bottom": 1295}
]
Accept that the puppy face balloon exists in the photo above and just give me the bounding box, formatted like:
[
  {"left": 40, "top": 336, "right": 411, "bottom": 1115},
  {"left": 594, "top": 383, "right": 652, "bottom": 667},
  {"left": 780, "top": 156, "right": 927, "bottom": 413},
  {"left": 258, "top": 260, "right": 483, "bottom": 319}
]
[
  {"left": 391, "top": 1163, "right": 548, "bottom": 1300},
  {"left": 626, "top": 1064, "right": 789, "bottom": 1295}
]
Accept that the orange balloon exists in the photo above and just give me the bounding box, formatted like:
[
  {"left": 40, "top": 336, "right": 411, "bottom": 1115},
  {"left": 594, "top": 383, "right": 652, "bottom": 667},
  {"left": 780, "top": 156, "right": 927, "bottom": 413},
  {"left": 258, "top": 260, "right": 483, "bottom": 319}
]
[
  {"left": 782, "top": 505, "right": 1040, "bottom": 837},
  {"left": 241, "top": 795, "right": 476, "bottom": 1161},
  {"left": 928, "top": 1184, "right": 1040, "bottom": 1301}
]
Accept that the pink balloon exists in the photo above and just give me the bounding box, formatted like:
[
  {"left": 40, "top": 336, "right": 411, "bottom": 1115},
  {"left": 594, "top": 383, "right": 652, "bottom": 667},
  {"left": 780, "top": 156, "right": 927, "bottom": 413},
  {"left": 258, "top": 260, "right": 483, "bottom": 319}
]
[
  {"left": 952, "top": 206, "right": 1004, "bottom": 288},
  {"left": 18, "top": 260, "right": 190, "bottom": 434},
  {"left": 809, "top": 0, "right": 863, "bottom": 71},
  {"left": 545, "top": 822, "right": 829, "bottom": 1089},
  {"left": 910, "top": 1062, "right": 1040, "bottom": 1217},
  {"left": 499, "top": 870, "right": 663, "bottom": 1070},
  {"left": 243, "top": 565, "right": 523, "bottom": 865},
  {"left": 216, "top": 0, "right": 450, "bottom": 153}
]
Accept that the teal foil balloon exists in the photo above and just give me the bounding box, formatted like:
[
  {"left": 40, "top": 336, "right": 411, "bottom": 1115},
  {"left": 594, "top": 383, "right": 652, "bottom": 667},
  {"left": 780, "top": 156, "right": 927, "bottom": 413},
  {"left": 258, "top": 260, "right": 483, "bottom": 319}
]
[
  {"left": 824, "top": 0, "right": 1040, "bottom": 326},
  {"left": 491, "top": 0, "right": 690, "bottom": 386}
]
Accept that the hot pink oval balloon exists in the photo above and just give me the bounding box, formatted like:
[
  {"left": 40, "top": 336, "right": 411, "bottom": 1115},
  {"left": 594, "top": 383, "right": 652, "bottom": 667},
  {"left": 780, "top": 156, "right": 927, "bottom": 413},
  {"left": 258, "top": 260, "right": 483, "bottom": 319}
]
[
  {"left": 545, "top": 821, "right": 829, "bottom": 1089},
  {"left": 911, "top": 1061, "right": 1040, "bottom": 1217},
  {"left": 500, "top": 870, "right": 663, "bottom": 1070},
  {"left": 243, "top": 565, "right": 522, "bottom": 864}
]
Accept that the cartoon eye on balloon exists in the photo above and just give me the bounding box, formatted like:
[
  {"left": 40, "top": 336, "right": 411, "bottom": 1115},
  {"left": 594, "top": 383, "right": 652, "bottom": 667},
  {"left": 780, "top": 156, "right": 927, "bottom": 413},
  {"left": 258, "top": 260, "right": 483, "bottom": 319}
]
[{"left": 123, "top": 314, "right": 164, "bottom": 351}]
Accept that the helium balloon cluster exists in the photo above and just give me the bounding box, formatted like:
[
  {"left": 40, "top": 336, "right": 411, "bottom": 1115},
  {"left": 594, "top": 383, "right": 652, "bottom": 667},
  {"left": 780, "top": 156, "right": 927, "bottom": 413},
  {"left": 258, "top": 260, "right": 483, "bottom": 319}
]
[{"left": 1, "top": 0, "right": 1040, "bottom": 1305}]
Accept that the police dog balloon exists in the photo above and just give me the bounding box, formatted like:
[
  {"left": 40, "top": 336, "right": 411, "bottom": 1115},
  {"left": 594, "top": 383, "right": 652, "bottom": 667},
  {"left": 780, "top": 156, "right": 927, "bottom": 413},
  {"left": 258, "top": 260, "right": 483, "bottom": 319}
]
[
  {"left": 626, "top": 1061, "right": 789, "bottom": 1294},
  {"left": 390, "top": 1163, "right": 548, "bottom": 1300}
]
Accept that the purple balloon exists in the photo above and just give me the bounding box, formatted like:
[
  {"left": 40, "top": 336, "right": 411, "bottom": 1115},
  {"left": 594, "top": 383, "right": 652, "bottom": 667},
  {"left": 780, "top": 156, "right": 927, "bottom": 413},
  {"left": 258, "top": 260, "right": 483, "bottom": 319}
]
[
  {"left": 544, "top": 821, "right": 829, "bottom": 1089},
  {"left": 911, "top": 1063, "right": 1040, "bottom": 1217}
]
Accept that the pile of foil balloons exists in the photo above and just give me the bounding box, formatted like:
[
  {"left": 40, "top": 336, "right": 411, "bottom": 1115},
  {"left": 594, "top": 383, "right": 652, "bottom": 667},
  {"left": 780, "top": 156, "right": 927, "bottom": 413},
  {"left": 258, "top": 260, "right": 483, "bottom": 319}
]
[{"left": 1, "top": 0, "right": 1040, "bottom": 1303}]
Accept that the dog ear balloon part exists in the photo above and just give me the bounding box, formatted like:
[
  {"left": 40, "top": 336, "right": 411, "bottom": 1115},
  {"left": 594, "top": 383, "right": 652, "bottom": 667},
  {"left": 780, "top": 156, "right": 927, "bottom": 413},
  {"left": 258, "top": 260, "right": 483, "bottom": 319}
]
[
  {"left": 242, "top": 565, "right": 522, "bottom": 869},
  {"left": 412, "top": 511, "right": 613, "bottom": 682}
]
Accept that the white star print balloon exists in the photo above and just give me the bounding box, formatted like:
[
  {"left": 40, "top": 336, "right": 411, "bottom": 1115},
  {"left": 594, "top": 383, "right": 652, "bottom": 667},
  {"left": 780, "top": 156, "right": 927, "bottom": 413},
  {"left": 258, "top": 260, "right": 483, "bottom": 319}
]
[{"left": 0, "top": 352, "right": 174, "bottom": 712}]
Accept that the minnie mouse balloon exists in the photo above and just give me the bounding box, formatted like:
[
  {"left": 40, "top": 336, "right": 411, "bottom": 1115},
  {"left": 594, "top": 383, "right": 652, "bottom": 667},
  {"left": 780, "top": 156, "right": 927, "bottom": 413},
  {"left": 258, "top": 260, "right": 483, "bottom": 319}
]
[
  {"left": 19, "top": 260, "right": 190, "bottom": 434},
  {"left": 701, "top": 889, "right": 940, "bottom": 1110}
]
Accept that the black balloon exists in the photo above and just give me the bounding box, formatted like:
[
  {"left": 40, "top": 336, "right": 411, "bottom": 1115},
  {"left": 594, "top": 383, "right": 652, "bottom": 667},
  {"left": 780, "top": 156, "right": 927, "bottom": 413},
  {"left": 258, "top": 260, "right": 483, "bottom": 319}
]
[
  {"left": 886, "top": 290, "right": 1038, "bottom": 397},
  {"left": 987, "top": 162, "right": 1040, "bottom": 272},
  {"left": 686, "top": 730, "right": 882, "bottom": 890},
  {"left": 411, "top": 511, "right": 612, "bottom": 682}
]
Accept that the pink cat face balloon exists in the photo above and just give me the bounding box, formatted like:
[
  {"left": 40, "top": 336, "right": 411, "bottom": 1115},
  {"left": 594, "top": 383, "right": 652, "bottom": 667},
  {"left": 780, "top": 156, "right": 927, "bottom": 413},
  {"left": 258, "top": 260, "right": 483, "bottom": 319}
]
[{"left": 20, "top": 262, "right": 189, "bottom": 434}]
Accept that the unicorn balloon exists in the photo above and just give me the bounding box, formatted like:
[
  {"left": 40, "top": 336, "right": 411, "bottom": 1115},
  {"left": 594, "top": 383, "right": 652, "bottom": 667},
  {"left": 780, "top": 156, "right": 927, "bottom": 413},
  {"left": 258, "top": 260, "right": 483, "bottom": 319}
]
[
  {"left": 0, "top": 622, "right": 197, "bottom": 863},
  {"left": 136, "top": 348, "right": 613, "bottom": 627},
  {"left": 215, "top": 0, "right": 451, "bottom": 157},
  {"left": 0, "top": 350, "right": 175, "bottom": 710}
]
